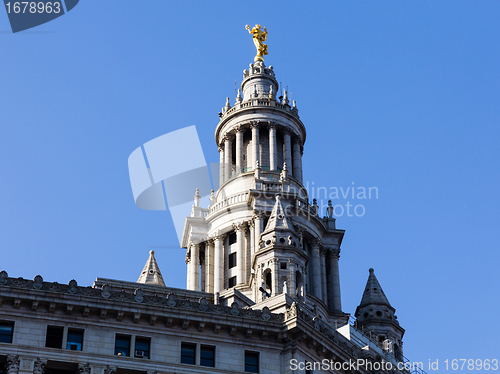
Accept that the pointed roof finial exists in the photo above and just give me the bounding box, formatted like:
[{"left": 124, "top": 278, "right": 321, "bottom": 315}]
[
  {"left": 194, "top": 188, "right": 201, "bottom": 207},
  {"left": 137, "top": 250, "right": 166, "bottom": 287},
  {"left": 236, "top": 89, "right": 242, "bottom": 103},
  {"left": 358, "top": 268, "right": 392, "bottom": 309}
]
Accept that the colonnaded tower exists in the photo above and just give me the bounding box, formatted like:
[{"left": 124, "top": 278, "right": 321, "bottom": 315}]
[{"left": 183, "top": 25, "right": 349, "bottom": 323}]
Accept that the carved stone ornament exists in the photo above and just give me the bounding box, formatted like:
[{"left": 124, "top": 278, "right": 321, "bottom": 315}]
[
  {"left": 166, "top": 292, "right": 176, "bottom": 307},
  {"left": 134, "top": 288, "right": 144, "bottom": 303},
  {"left": 104, "top": 366, "right": 117, "bottom": 374},
  {"left": 33, "top": 358, "right": 46, "bottom": 374},
  {"left": 199, "top": 297, "right": 208, "bottom": 311},
  {"left": 0, "top": 270, "right": 8, "bottom": 285},
  {"left": 262, "top": 306, "right": 271, "bottom": 321},
  {"left": 101, "top": 284, "right": 111, "bottom": 298},
  {"left": 6, "top": 355, "right": 20, "bottom": 374},
  {"left": 33, "top": 275, "right": 43, "bottom": 290},
  {"left": 230, "top": 302, "right": 240, "bottom": 316},
  {"left": 68, "top": 279, "right": 78, "bottom": 294},
  {"left": 78, "top": 363, "right": 91, "bottom": 374}
]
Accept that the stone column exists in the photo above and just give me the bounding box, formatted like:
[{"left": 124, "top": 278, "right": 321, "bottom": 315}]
[
  {"left": 186, "top": 250, "right": 191, "bottom": 290},
  {"left": 271, "top": 259, "right": 279, "bottom": 296},
  {"left": 206, "top": 240, "right": 215, "bottom": 294},
  {"left": 283, "top": 129, "right": 292, "bottom": 171},
  {"left": 189, "top": 243, "right": 199, "bottom": 291},
  {"left": 200, "top": 249, "right": 205, "bottom": 292},
  {"left": 311, "top": 240, "right": 322, "bottom": 299},
  {"left": 214, "top": 235, "right": 225, "bottom": 295},
  {"left": 289, "top": 260, "right": 296, "bottom": 297},
  {"left": 320, "top": 247, "right": 327, "bottom": 303},
  {"left": 293, "top": 138, "right": 302, "bottom": 183},
  {"left": 330, "top": 248, "right": 342, "bottom": 312},
  {"left": 235, "top": 222, "right": 246, "bottom": 285},
  {"left": 269, "top": 123, "right": 277, "bottom": 171},
  {"left": 224, "top": 135, "right": 232, "bottom": 181},
  {"left": 248, "top": 220, "right": 255, "bottom": 263},
  {"left": 219, "top": 146, "right": 225, "bottom": 186},
  {"left": 235, "top": 126, "right": 243, "bottom": 174},
  {"left": 254, "top": 213, "right": 264, "bottom": 253},
  {"left": 251, "top": 122, "right": 260, "bottom": 170}
]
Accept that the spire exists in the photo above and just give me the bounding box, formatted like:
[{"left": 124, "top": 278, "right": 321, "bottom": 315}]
[
  {"left": 357, "top": 268, "right": 392, "bottom": 309},
  {"left": 137, "top": 250, "right": 166, "bottom": 287},
  {"left": 263, "top": 195, "right": 295, "bottom": 233}
]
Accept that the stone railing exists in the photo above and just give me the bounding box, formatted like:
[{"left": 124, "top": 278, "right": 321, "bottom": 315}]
[
  {"left": 208, "top": 191, "right": 249, "bottom": 216},
  {"left": 221, "top": 98, "right": 299, "bottom": 120}
]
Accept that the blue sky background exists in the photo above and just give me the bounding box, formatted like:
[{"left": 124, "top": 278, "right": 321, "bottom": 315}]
[{"left": 1, "top": 1, "right": 499, "bottom": 370}]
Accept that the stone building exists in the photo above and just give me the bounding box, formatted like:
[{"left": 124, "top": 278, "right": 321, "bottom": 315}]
[{"left": 0, "top": 38, "right": 421, "bottom": 374}]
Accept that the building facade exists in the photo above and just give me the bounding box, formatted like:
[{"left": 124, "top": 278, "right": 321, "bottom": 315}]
[{"left": 0, "top": 32, "right": 421, "bottom": 374}]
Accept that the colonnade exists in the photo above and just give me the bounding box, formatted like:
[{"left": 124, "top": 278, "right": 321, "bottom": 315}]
[
  {"left": 186, "top": 214, "right": 265, "bottom": 295},
  {"left": 308, "top": 240, "right": 342, "bottom": 312},
  {"left": 218, "top": 122, "right": 303, "bottom": 185}
]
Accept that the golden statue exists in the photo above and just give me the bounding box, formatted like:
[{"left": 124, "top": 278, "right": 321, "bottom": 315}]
[{"left": 245, "top": 24, "right": 268, "bottom": 62}]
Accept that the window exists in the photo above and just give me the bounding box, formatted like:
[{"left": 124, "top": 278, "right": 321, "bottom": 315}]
[
  {"left": 245, "top": 351, "right": 259, "bottom": 373},
  {"left": 115, "top": 335, "right": 131, "bottom": 356},
  {"left": 0, "top": 321, "right": 14, "bottom": 344},
  {"left": 200, "top": 345, "right": 215, "bottom": 367},
  {"left": 181, "top": 342, "right": 196, "bottom": 365},
  {"left": 135, "top": 337, "right": 150, "bottom": 359},
  {"left": 66, "top": 328, "right": 84, "bottom": 351},
  {"left": 228, "top": 232, "right": 237, "bottom": 245},
  {"left": 228, "top": 252, "right": 237, "bottom": 268},
  {"left": 46, "top": 325, "right": 64, "bottom": 349},
  {"left": 280, "top": 262, "right": 287, "bottom": 269},
  {"left": 228, "top": 276, "right": 237, "bottom": 288}
]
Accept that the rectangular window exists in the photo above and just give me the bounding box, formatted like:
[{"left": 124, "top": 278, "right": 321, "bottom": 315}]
[
  {"left": 245, "top": 351, "right": 259, "bottom": 373},
  {"left": 181, "top": 342, "right": 196, "bottom": 365},
  {"left": 228, "top": 276, "right": 237, "bottom": 288},
  {"left": 66, "top": 328, "right": 84, "bottom": 351},
  {"left": 0, "top": 321, "right": 14, "bottom": 344},
  {"left": 115, "top": 335, "right": 131, "bottom": 356},
  {"left": 228, "top": 232, "right": 237, "bottom": 245},
  {"left": 45, "top": 325, "right": 64, "bottom": 349},
  {"left": 280, "top": 262, "right": 287, "bottom": 269},
  {"left": 135, "top": 337, "right": 150, "bottom": 359},
  {"left": 200, "top": 345, "right": 215, "bottom": 367},
  {"left": 228, "top": 252, "right": 237, "bottom": 268}
]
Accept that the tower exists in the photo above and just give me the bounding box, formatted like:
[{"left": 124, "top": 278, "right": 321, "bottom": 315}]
[
  {"left": 355, "top": 268, "right": 405, "bottom": 360},
  {"left": 181, "top": 26, "right": 346, "bottom": 321}
]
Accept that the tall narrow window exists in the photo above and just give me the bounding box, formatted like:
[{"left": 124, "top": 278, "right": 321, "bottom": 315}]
[
  {"left": 45, "top": 325, "right": 64, "bottom": 349},
  {"left": 245, "top": 351, "right": 259, "bottom": 373},
  {"left": 181, "top": 342, "right": 196, "bottom": 365},
  {"left": 115, "top": 335, "right": 131, "bottom": 356},
  {"left": 200, "top": 345, "right": 215, "bottom": 367},
  {"left": 228, "top": 276, "right": 237, "bottom": 288},
  {"left": 228, "top": 252, "right": 237, "bottom": 268},
  {"left": 135, "top": 337, "right": 150, "bottom": 359},
  {"left": 67, "top": 328, "right": 84, "bottom": 351},
  {"left": 228, "top": 232, "right": 237, "bottom": 245},
  {"left": 0, "top": 321, "right": 14, "bottom": 344}
]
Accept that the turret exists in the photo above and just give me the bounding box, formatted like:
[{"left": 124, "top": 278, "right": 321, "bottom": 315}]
[{"left": 355, "top": 268, "right": 405, "bottom": 360}]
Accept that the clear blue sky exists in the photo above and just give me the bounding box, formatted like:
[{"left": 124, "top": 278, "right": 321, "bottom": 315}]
[{"left": 1, "top": 1, "right": 499, "bottom": 370}]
